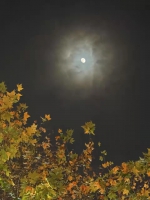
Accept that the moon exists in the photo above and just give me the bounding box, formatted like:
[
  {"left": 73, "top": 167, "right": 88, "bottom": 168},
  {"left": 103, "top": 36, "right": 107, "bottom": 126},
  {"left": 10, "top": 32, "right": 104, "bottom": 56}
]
[{"left": 81, "top": 58, "right": 86, "bottom": 63}]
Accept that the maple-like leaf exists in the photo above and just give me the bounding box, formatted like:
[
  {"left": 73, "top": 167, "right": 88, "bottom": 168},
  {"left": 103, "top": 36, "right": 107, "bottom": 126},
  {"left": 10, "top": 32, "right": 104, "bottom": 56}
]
[
  {"left": 45, "top": 114, "right": 51, "bottom": 120},
  {"left": 17, "top": 84, "right": 23, "bottom": 92},
  {"left": 26, "top": 124, "right": 37, "bottom": 136},
  {"left": 0, "top": 82, "right": 7, "bottom": 93},
  {"left": 122, "top": 188, "right": 129, "bottom": 195},
  {"left": 7, "top": 90, "right": 15, "bottom": 97},
  {"left": 132, "top": 166, "right": 139, "bottom": 176},
  {"left": 23, "top": 112, "right": 30, "bottom": 121},
  {"left": 112, "top": 166, "right": 119, "bottom": 174},
  {"left": 16, "top": 93, "right": 22, "bottom": 100}
]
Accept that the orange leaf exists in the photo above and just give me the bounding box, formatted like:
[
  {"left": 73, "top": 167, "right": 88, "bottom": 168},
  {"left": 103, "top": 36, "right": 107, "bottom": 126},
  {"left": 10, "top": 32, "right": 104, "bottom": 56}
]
[
  {"left": 112, "top": 166, "right": 119, "bottom": 174},
  {"left": 147, "top": 171, "right": 150, "bottom": 177},
  {"left": 68, "top": 175, "right": 73, "bottom": 181},
  {"left": 23, "top": 112, "right": 30, "bottom": 121},
  {"left": 42, "top": 142, "right": 50, "bottom": 150},
  {"left": 122, "top": 162, "right": 128, "bottom": 173},
  {"left": 55, "top": 136, "right": 60, "bottom": 141},
  {"left": 58, "top": 129, "right": 62, "bottom": 133},
  {"left": 45, "top": 114, "right": 51, "bottom": 120},
  {"left": 102, "top": 162, "right": 110, "bottom": 168}
]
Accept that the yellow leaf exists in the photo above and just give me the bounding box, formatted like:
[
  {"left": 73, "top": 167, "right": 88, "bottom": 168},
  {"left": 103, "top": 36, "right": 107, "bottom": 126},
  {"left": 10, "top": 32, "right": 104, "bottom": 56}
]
[
  {"left": 144, "top": 183, "right": 149, "bottom": 189},
  {"left": 17, "top": 84, "right": 23, "bottom": 92},
  {"left": 45, "top": 114, "right": 51, "bottom": 121},
  {"left": 109, "top": 179, "right": 117, "bottom": 186},
  {"left": 24, "top": 112, "right": 30, "bottom": 121},
  {"left": 123, "top": 188, "right": 129, "bottom": 195},
  {"left": 7, "top": 90, "right": 15, "bottom": 97},
  {"left": 147, "top": 171, "right": 150, "bottom": 177},
  {"left": 8, "top": 179, "right": 15, "bottom": 186},
  {"left": 16, "top": 93, "right": 22, "bottom": 100},
  {"left": 132, "top": 166, "right": 139, "bottom": 176},
  {"left": 68, "top": 175, "right": 73, "bottom": 181},
  {"left": 26, "top": 124, "right": 37, "bottom": 136},
  {"left": 6, "top": 152, "right": 11, "bottom": 159},
  {"left": 98, "top": 142, "right": 101, "bottom": 147},
  {"left": 58, "top": 129, "right": 62, "bottom": 133}
]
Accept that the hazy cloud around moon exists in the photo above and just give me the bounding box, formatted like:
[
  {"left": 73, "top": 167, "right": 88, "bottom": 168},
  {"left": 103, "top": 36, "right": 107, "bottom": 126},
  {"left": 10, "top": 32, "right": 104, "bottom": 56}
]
[{"left": 29, "top": 19, "right": 132, "bottom": 100}]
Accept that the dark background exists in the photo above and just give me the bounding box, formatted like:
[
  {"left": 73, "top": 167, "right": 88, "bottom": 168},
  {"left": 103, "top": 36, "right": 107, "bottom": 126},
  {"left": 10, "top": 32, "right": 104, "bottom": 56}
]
[{"left": 0, "top": 0, "right": 149, "bottom": 165}]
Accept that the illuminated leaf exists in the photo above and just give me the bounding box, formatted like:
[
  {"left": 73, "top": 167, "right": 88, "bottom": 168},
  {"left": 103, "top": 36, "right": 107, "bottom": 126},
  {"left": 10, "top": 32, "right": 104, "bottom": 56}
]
[
  {"left": 16, "top": 93, "right": 22, "bottom": 100},
  {"left": 58, "top": 128, "right": 62, "bottom": 133},
  {"left": 147, "top": 171, "right": 150, "bottom": 177},
  {"left": 17, "top": 84, "right": 23, "bottom": 91},
  {"left": 112, "top": 166, "right": 119, "bottom": 174},
  {"left": 68, "top": 175, "right": 73, "bottom": 181},
  {"left": 7, "top": 90, "right": 15, "bottom": 97},
  {"left": 102, "top": 162, "right": 110, "bottom": 168},
  {"left": 98, "top": 142, "right": 101, "bottom": 147},
  {"left": 123, "top": 188, "right": 129, "bottom": 195},
  {"left": 0, "top": 82, "right": 7, "bottom": 93},
  {"left": 45, "top": 114, "right": 51, "bottom": 120},
  {"left": 23, "top": 112, "right": 30, "bottom": 121}
]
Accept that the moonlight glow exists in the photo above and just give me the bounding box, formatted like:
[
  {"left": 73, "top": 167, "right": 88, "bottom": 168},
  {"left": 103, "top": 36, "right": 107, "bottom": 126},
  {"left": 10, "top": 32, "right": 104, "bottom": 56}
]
[
  {"left": 81, "top": 58, "right": 86, "bottom": 63},
  {"left": 44, "top": 29, "right": 116, "bottom": 99}
]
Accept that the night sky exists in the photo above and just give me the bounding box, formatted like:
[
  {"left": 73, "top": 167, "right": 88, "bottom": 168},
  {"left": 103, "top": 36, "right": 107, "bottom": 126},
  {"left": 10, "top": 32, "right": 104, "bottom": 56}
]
[{"left": 0, "top": 1, "right": 149, "bottom": 165}]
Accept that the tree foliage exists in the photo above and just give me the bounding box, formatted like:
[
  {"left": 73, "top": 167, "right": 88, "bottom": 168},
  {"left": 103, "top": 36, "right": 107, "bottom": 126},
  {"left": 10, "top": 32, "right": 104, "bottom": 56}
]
[{"left": 0, "top": 82, "right": 150, "bottom": 199}]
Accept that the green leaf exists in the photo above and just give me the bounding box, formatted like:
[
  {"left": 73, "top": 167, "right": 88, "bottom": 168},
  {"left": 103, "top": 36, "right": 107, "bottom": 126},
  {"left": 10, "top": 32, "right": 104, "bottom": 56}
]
[
  {"left": 98, "top": 142, "right": 101, "bottom": 147},
  {"left": 108, "top": 192, "right": 117, "bottom": 200},
  {"left": 0, "top": 82, "right": 7, "bottom": 93},
  {"left": 1, "top": 111, "right": 11, "bottom": 122},
  {"left": 28, "top": 171, "right": 40, "bottom": 184},
  {"left": 99, "top": 156, "right": 103, "bottom": 161}
]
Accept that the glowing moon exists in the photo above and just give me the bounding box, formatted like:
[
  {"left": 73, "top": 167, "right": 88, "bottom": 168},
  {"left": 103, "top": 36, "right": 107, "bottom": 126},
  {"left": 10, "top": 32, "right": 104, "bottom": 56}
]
[{"left": 81, "top": 58, "right": 86, "bottom": 63}]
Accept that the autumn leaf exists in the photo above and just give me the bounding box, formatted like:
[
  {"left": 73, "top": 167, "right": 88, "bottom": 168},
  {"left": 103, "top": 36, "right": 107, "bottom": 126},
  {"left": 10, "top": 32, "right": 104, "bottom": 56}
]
[
  {"left": 58, "top": 128, "right": 62, "bottom": 133},
  {"left": 6, "top": 152, "right": 11, "bottom": 160},
  {"left": 26, "top": 124, "right": 37, "bottom": 136},
  {"left": 67, "top": 181, "right": 77, "bottom": 192},
  {"left": 123, "top": 188, "right": 129, "bottom": 195},
  {"left": 7, "top": 90, "right": 15, "bottom": 97},
  {"left": 68, "top": 175, "right": 73, "bottom": 181},
  {"left": 17, "top": 84, "right": 23, "bottom": 92},
  {"left": 98, "top": 142, "right": 101, "bottom": 147},
  {"left": 16, "top": 93, "right": 22, "bottom": 100},
  {"left": 45, "top": 114, "right": 51, "bottom": 120},
  {"left": 55, "top": 136, "right": 60, "bottom": 141},
  {"left": 147, "top": 171, "right": 150, "bottom": 177},
  {"left": 42, "top": 142, "right": 50, "bottom": 150},
  {"left": 102, "top": 162, "right": 110, "bottom": 168},
  {"left": 109, "top": 179, "right": 117, "bottom": 186},
  {"left": 23, "top": 112, "right": 30, "bottom": 121},
  {"left": 132, "top": 166, "right": 139, "bottom": 176},
  {"left": 122, "top": 162, "right": 128, "bottom": 173},
  {"left": 0, "top": 82, "right": 7, "bottom": 93},
  {"left": 112, "top": 166, "right": 119, "bottom": 174}
]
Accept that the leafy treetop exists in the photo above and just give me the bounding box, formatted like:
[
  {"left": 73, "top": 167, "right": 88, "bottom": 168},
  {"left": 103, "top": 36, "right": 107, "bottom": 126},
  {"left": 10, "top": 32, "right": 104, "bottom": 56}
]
[{"left": 0, "top": 82, "right": 150, "bottom": 200}]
